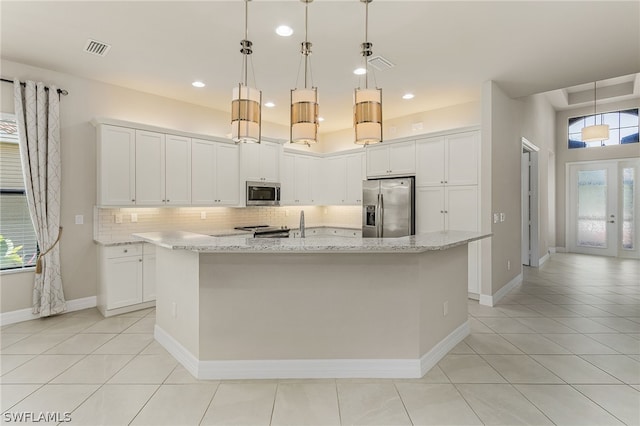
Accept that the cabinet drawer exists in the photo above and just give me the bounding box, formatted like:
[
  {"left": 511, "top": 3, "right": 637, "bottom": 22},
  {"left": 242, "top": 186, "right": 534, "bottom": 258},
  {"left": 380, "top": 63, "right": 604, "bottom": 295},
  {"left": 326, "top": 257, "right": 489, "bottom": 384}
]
[{"left": 103, "top": 244, "right": 143, "bottom": 258}]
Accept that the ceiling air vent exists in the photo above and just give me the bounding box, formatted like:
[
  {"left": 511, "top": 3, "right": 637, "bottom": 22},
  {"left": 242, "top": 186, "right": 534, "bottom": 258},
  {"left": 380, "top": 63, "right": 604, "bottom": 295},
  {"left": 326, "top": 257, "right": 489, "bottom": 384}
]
[
  {"left": 83, "top": 39, "right": 111, "bottom": 57},
  {"left": 367, "top": 55, "right": 395, "bottom": 71}
]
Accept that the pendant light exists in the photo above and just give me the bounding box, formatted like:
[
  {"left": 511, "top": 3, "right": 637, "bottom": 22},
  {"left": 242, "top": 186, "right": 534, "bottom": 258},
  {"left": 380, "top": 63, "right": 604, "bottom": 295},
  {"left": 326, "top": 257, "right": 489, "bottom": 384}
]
[
  {"left": 581, "top": 81, "right": 610, "bottom": 143},
  {"left": 354, "top": 0, "right": 382, "bottom": 145},
  {"left": 291, "top": 0, "right": 319, "bottom": 146},
  {"left": 231, "top": 0, "right": 261, "bottom": 143}
]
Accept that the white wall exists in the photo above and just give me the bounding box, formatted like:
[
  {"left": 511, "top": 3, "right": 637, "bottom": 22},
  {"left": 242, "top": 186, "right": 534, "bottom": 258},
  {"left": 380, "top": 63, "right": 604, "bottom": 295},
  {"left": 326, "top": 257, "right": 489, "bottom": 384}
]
[
  {"left": 555, "top": 98, "right": 640, "bottom": 249},
  {"left": 521, "top": 93, "right": 557, "bottom": 259},
  {"left": 320, "top": 101, "right": 481, "bottom": 153},
  {"left": 482, "top": 81, "right": 524, "bottom": 296}
]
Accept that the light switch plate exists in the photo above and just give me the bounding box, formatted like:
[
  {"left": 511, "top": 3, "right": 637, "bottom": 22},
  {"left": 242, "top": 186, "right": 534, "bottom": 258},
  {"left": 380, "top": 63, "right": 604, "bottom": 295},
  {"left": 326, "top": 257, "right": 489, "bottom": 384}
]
[
  {"left": 493, "top": 213, "right": 499, "bottom": 224},
  {"left": 114, "top": 214, "right": 123, "bottom": 224},
  {"left": 74, "top": 215, "right": 84, "bottom": 225},
  {"left": 200, "top": 211, "right": 206, "bottom": 220},
  {"left": 131, "top": 213, "right": 138, "bottom": 223},
  {"left": 500, "top": 213, "right": 506, "bottom": 222}
]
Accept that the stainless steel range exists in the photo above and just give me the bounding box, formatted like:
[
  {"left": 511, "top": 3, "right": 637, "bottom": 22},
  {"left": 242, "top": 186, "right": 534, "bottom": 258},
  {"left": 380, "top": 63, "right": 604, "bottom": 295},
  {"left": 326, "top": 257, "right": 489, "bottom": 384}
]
[{"left": 234, "top": 225, "right": 290, "bottom": 238}]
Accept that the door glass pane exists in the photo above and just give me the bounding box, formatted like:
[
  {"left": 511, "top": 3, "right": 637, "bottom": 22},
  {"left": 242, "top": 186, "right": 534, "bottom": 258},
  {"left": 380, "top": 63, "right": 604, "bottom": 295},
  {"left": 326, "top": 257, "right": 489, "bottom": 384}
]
[
  {"left": 622, "top": 167, "right": 634, "bottom": 249},
  {"left": 577, "top": 169, "right": 607, "bottom": 248}
]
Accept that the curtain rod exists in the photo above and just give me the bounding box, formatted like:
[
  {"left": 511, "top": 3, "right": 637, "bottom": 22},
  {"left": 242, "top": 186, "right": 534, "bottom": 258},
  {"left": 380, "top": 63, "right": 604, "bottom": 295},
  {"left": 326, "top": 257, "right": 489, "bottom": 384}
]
[{"left": 1, "top": 78, "right": 69, "bottom": 96}]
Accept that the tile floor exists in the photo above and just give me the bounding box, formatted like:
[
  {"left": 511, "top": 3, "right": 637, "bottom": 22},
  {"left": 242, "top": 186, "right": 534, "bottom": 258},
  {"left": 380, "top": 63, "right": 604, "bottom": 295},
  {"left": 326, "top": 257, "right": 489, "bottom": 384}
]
[{"left": 1, "top": 253, "right": 639, "bottom": 425}]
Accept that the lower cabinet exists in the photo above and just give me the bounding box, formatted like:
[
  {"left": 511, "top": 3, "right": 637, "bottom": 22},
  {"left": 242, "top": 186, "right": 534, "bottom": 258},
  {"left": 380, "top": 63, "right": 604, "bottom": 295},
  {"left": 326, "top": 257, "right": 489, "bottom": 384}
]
[
  {"left": 98, "top": 243, "right": 156, "bottom": 317},
  {"left": 416, "top": 185, "right": 481, "bottom": 296}
]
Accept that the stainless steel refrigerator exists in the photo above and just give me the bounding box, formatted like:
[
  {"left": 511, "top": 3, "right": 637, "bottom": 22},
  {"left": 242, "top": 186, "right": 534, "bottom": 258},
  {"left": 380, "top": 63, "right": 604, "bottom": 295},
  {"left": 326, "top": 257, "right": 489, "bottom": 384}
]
[{"left": 362, "top": 177, "right": 415, "bottom": 238}]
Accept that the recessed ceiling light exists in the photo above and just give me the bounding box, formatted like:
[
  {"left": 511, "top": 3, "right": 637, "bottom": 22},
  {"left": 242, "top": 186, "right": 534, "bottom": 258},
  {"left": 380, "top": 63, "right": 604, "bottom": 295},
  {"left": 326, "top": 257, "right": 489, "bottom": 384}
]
[
  {"left": 318, "top": 117, "right": 325, "bottom": 122},
  {"left": 353, "top": 68, "right": 367, "bottom": 75},
  {"left": 192, "top": 81, "right": 205, "bottom": 88},
  {"left": 264, "top": 102, "right": 276, "bottom": 108},
  {"left": 402, "top": 93, "right": 415, "bottom": 100},
  {"left": 276, "top": 25, "right": 293, "bottom": 37}
]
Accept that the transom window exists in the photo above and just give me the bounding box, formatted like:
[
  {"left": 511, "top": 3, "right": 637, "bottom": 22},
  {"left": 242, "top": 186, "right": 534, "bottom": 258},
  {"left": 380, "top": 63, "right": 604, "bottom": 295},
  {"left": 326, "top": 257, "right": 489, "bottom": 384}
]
[
  {"left": 568, "top": 108, "right": 639, "bottom": 149},
  {"left": 0, "top": 115, "right": 38, "bottom": 271}
]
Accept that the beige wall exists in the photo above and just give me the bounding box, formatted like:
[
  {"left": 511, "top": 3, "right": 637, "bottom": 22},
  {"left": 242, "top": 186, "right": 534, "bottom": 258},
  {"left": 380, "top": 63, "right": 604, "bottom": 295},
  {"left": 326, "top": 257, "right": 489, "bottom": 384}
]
[
  {"left": 555, "top": 98, "right": 640, "bottom": 248},
  {"left": 319, "top": 101, "right": 481, "bottom": 153},
  {"left": 482, "top": 81, "right": 524, "bottom": 295},
  {"left": 521, "top": 93, "right": 557, "bottom": 258},
  {"left": 0, "top": 59, "right": 291, "bottom": 314}
]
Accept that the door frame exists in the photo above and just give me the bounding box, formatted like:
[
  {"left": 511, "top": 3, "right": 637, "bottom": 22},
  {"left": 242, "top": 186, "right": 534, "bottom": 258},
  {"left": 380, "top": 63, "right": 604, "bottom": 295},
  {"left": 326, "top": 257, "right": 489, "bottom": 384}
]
[{"left": 521, "top": 137, "right": 540, "bottom": 267}]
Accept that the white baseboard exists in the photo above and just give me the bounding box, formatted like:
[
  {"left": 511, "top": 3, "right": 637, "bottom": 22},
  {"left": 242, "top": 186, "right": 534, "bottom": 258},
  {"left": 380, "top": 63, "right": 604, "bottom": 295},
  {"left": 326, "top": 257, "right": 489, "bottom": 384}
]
[
  {"left": 479, "top": 273, "right": 522, "bottom": 307},
  {"left": 539, "top": 252, "right": 550, "bottom": 266},
  {"left": 154, "top": 320, "right": 470, "bottom": 380},
  {"left": 0, "top": 296, "right": 97, "bottom": 326},
  {"left": 419, "top": 320, "right": 470, "bottom": 376}
]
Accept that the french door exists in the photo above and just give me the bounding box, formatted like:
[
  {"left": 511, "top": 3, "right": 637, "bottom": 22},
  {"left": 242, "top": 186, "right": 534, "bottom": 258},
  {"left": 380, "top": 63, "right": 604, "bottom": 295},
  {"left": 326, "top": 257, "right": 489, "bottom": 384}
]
[{"left": 567, "top": 159, "right": 639, "bottom": 258}]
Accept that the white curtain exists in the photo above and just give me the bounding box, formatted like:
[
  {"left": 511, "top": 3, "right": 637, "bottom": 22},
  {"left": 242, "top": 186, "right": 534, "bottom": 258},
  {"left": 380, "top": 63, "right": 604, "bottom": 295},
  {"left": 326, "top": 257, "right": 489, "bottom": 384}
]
[{"left": 14, "top": 79, "right": 66, "bottom": 317}]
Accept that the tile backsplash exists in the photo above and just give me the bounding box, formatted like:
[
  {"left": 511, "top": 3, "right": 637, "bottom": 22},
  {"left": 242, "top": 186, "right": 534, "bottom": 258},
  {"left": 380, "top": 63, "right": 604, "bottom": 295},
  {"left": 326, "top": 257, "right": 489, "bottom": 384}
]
[{"left": 94, "top": 205, "right": 362, "bottom": 241}]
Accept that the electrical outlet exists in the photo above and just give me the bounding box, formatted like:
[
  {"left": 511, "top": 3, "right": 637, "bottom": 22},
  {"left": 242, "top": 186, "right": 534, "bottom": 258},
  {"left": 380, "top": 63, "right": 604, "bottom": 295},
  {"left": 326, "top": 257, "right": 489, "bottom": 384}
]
[
  {"left": 74, "top": 215, "right": 84, "bottom": 225},
  {"left": 493, "top": 213, "right": 499, "bottom": 224},
  {"left": 443, "top": 301, "right": 449, "bottom": 316},
  {"left": 200, "top": 211, "right": 206, "bottom": 220},
  {"left": 507, "top": 260, "right": 511, "bottom": 270},
  {"left": 114, "top": 214, "right": 123, "bottom": 224},
  {"left": 500, "top": 213, "right": 506, "bottom": 222},
  {"left": 131, "top": 213, "right": 138, "bottom": 223},
  {"left": 285, "top": 210, "right": 289, "bottom": 217}
]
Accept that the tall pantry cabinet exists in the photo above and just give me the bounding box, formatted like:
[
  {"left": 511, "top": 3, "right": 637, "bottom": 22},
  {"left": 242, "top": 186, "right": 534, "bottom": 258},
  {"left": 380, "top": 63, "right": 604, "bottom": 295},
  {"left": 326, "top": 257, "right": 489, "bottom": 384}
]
[{"left": 415, "top": 130, "right": 481, "bottom": 296}]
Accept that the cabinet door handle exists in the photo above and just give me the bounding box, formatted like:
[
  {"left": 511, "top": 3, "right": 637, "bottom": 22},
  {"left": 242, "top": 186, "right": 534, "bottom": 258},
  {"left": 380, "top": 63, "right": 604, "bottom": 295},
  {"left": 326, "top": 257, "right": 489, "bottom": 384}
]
[
  {"left": 139, "top": 259, "right": 142, "bottom": 262},
  {"left": 124, "top": 249, "right": 128, "bottom": 253},
  {"left": 132, "top": 199, "right": 136, "bottom": 202},
  {"left": 440, "top": 210, "right": 444, "bottom": 213},
  {"left": 444, "top": 210, "right": 448, "bottom": 213}
]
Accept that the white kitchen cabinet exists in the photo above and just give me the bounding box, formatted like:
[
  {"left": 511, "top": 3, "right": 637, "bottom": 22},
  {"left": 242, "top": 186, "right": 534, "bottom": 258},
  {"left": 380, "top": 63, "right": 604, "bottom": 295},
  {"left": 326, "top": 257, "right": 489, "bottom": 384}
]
[
  {"left": 164, "top": 134, "right": 192, "bottom": 205},
  {"left": 323, "top": 152, "right": 364, "bottom": 205},
  {"left": 240, "top": 141, "right": 281, "bottom": 183},
  {"left": 97, "top": 125, "right": 136, "bottom": 206},
  {"left": 192, "top": 139, "right": 239, "bottom": 206},
  {"left": 135, "top": 130, "right": 165, "bottom": 205},
  {"left": 282, "top": 152, "right": 324, "bottom": 205},
  {"left": 366, "top": 141, "right": 415, "bottom": 177},
  {"left": 345, "top": 152, "right": 364, "bottom": 205},
  {"left": 97, "top": 243, "right": 155, "bottom": 317},
  {"left": 416, "top": 184, "right": 480, "bottom": 295},
  {"left": 142, "top": 244, "right": 156, "bottom": 302},
  {"left": 135, "top": 131, "right": 191, "bottom": 206},
  {"left": 416, "top": 131, "right": 479, "bottom": 187},
  {"left": 324, "top": 156, "right": 347, "bottom": 205}
]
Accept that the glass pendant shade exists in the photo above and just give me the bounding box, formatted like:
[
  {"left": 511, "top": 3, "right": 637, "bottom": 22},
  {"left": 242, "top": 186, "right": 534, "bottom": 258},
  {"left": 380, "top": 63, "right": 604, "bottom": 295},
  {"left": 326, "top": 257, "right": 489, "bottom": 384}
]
[
  {"left": 354, "top": 88, "right": 382, "bottom": 145},
  {"left": 291, "top": 88, "right": 318, "bottom": 145},
  {"left": 582, "top": 124, "right": 610, "bottom": 142},
  {"left": 231, "top": 83, "right": 261, "bottom": 143}
]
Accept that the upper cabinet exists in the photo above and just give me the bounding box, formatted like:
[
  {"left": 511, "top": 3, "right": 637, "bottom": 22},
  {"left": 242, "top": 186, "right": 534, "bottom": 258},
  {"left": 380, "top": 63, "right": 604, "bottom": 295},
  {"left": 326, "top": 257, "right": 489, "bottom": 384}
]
[
  {"left": 366, "top": 141, "right": 415, "bottom": 178},
  {"left": 324, "top": 151, "right": 364, "bottom": 205},
  {"left": 240, "top": 141, "right": 281, "bottom": 183},
  {"left": 135, "top": 131, "right": 191, "bottom": 206},
  {"left": 97, "top": 125, "right": 136, "bottom": 206},
  {"left": 416, "top": 131, "right": 479, "bottom": 187},
  {"left": 191, "top": 139, "right": 239, "bottom": 206},
  {"left": 281, "top": 152, "right": 319, "bottom": 205}
]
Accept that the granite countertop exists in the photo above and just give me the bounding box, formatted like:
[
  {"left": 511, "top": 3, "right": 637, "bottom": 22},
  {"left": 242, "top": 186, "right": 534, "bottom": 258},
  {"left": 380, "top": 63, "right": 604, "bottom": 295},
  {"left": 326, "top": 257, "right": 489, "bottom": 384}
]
[{"left": 133, "top": 230, "right": 490, "bottom": 254}]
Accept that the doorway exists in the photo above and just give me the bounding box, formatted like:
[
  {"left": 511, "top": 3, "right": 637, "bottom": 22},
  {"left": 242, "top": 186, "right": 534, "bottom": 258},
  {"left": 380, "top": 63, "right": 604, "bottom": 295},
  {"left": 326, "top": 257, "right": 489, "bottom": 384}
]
[
  {"left": 567, "top": 159, "right": 640, "bottom": 258},
  {"left": 522, "top": 138, "right": 539, "bottom": 267}
]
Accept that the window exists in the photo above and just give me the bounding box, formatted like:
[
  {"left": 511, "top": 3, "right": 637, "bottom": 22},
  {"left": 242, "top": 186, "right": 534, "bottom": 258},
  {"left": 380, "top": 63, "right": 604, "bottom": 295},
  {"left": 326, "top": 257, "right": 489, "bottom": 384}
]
[
  {"left": 568, "top": 108, "right": 639, "bottom": 149},
  {"left": 0, "top": 115, "right": 38, "bottom": 270}
]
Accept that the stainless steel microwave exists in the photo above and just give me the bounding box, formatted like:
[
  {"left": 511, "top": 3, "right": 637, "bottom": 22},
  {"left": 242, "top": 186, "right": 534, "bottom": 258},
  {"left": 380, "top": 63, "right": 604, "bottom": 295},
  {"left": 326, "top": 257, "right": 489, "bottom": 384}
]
[{"left": 246, "top": 181, "right": 281, "bottom": 206}]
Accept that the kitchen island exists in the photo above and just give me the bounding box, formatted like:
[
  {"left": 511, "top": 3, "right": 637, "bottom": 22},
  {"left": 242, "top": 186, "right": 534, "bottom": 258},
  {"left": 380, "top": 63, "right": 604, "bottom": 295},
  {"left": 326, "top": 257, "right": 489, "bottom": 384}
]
[{"left": 134, "top": 230, "right": 489, "bottom": 379}]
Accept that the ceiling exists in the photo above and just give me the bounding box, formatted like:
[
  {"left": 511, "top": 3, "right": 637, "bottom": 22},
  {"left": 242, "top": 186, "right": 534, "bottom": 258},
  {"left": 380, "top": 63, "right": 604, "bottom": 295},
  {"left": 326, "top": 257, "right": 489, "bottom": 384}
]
[{"left": 2, "top": 1, "right": 639, "bottom": 133}]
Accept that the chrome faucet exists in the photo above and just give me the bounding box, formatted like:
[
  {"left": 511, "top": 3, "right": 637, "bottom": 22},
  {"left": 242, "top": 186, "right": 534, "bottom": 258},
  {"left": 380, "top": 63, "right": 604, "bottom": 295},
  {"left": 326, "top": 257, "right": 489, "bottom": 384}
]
[{"left": 299, "top": 210, "right": 305, "bottom": 238}]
